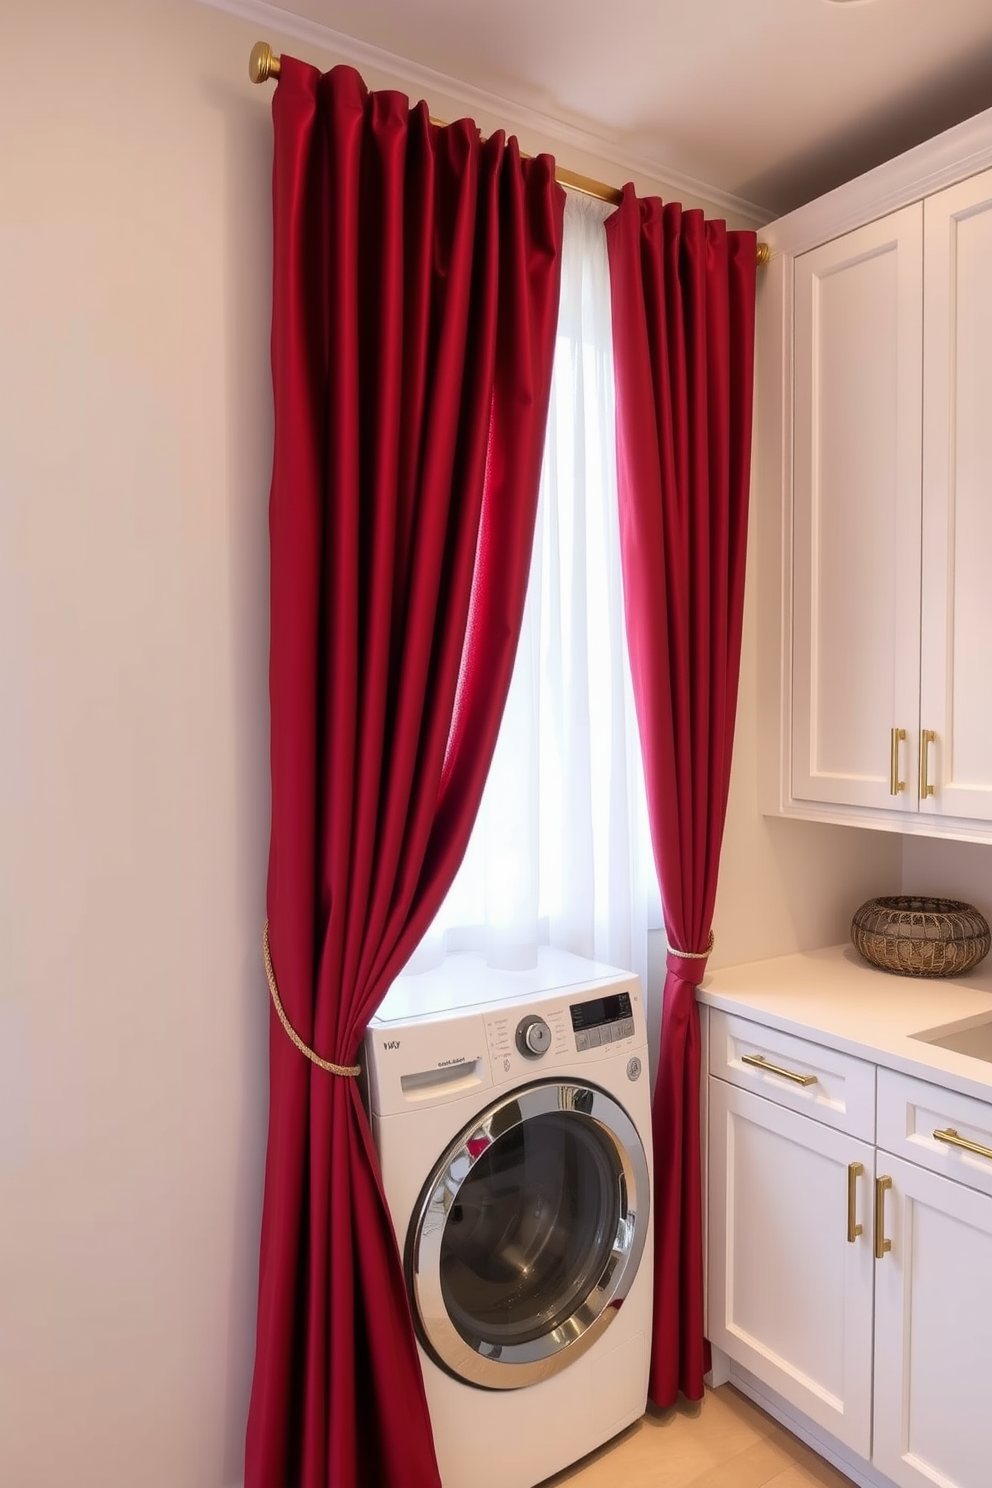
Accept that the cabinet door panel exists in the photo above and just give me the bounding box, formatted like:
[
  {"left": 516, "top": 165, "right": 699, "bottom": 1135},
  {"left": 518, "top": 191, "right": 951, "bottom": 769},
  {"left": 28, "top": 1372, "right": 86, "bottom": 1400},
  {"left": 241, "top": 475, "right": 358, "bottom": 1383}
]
[
  {"left": 707, "top": 1078, "right": 874, "bottom": 1453},
  {"left": 921, "top": 169, "right": 992, "bottom": 823},
  {"left": 873, "top": 1152, "right": 992, "bottom": 1488},
  {"left": 793, "top": 206, "right": 923, "bottom": 812}
]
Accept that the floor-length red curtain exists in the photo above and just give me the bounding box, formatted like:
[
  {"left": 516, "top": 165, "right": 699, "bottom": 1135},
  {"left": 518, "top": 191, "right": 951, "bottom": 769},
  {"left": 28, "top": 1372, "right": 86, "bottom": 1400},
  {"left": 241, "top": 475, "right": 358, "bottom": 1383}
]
[
  {"left": 605, "top": 189, "right": 756, "bottom": 1406},
  {"left": 245, "top": 60, "right": 564, "bottom": 1488}
]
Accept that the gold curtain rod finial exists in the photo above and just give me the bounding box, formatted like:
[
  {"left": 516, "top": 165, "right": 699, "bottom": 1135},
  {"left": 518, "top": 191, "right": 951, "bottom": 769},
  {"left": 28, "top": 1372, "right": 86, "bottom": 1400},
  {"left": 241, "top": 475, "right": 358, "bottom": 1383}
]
[
  {"left": 756, "top": 241, "right": 771, "bottom": 266},
  {"left": 249, "top": 41, "right": 281, "bottom": 85}
]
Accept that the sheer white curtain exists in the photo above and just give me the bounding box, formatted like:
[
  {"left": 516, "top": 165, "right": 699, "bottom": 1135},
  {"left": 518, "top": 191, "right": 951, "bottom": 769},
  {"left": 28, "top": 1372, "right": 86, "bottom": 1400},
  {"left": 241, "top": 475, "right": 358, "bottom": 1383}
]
[{"left": 408, "top": 191, "right": 654, "bottom": 985}]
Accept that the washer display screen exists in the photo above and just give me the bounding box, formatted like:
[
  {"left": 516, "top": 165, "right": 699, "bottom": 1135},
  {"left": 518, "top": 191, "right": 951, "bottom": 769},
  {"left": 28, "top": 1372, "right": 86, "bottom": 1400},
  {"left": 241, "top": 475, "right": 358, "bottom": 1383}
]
[{"left": 569, "top": 991, "right": 633, "bottom": 1032}]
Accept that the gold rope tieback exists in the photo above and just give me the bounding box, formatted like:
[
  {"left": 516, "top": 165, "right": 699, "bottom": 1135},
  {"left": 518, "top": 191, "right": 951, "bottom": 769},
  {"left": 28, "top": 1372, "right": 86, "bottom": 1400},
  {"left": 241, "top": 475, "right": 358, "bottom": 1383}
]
[
  {"left": 667, "top": 931, "right": 715, "bottom": 960},
  {"left": 262, "top": 922, "right": 361, "bottom": 1077}
]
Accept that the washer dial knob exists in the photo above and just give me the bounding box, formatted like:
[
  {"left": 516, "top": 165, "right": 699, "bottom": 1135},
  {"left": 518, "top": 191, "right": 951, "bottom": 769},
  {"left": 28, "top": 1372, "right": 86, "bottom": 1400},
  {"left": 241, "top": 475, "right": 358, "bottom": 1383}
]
[{"left": 515, "top": 1014, "right": 552, "bottom": 1058}]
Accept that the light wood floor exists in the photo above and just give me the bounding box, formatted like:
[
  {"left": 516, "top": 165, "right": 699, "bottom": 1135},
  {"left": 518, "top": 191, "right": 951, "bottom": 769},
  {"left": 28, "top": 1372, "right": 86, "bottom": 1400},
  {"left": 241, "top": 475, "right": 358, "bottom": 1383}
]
[{"left": 539, "top": 1384, "right": 856, "bottom": 1488}]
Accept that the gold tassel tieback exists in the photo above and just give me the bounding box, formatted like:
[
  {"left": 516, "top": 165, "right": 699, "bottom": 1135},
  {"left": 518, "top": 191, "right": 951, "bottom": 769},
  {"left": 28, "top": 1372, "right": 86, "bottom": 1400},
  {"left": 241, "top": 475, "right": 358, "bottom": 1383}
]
[
  {"left": 667, "top": 930, "right": 715, "bottom": 960},
  {"left": 262, "top": 923, "right": 362, "bottom": 1076}
]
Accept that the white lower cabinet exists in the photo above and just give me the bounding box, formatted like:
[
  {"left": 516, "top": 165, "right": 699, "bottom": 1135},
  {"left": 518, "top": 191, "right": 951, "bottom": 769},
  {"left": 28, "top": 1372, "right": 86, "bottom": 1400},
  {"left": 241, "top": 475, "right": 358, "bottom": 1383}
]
[
  {"left": 872, "top": 1068, "right": 992, "bottom": 1488},
  {"left": 873, "top": 1152, "right": 992, "bottom": 1487},
  {"left": 707, "top": 1009, "right": 992, "bottom": 1488},
  {"left": 708, "top": 1078, "right": 875, "bottom": 1454}
]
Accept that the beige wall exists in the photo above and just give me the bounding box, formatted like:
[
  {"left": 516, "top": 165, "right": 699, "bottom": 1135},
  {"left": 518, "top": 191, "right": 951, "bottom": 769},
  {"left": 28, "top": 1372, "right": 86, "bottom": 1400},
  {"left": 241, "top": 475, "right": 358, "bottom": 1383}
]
[
  {"left": 902, "top": 837, "right": 992, "bottom": 922},
  {"left": 2, "top": 3, "right": 275, "bottom": 1484},
  {"left": 0, "top": 2, "right": 764, "bottom": 1485}
]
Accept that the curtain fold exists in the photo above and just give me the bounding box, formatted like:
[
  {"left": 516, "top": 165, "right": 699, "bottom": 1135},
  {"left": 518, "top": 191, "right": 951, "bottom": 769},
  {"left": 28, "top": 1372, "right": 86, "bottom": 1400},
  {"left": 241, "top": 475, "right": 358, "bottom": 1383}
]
[
  {"left": 605, "top": 188, "right": 756, "bottom": 1406},
  {"left": 245, "top": 59, "right": 564, "bottom": 1488}
]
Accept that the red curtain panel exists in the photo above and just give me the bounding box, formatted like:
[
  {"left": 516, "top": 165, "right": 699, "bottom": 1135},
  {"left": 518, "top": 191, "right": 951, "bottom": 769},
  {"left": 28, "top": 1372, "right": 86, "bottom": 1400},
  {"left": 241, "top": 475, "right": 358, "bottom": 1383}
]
[
  {"left": 605, "top": 190, "right": 756, "bottom": 1406},
  {"left": 245, "top": 60, "right": 564, "bottom": 1488}
]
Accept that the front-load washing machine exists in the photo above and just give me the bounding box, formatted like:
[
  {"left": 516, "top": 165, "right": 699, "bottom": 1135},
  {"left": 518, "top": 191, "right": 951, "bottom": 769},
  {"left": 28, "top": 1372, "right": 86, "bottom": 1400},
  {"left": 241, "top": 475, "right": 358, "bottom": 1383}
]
[{"left": 364, "top": 947, "right": 654, "bottom": 1488}]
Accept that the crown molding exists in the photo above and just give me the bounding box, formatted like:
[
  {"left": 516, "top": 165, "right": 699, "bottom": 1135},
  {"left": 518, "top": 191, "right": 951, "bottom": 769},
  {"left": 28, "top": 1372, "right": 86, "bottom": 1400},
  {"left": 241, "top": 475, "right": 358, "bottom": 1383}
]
[
  {"left": 763, "top": 102, "right": 992, "bottom": 257},
  {"left": 194, "top": 0, "right": 772, "bottom": 226}
]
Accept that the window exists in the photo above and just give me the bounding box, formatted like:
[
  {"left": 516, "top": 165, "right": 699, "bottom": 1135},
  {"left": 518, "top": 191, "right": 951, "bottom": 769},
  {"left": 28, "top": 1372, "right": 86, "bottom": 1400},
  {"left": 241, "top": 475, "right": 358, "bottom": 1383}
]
[{"left": 409, "top": 193, "right": 655, "bottom": 986}]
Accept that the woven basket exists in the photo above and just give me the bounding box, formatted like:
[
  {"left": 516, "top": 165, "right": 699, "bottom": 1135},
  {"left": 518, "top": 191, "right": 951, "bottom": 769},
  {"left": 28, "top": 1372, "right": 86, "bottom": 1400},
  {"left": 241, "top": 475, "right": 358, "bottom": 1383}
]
[{"left": 851, "top": 895, "right": 991, "bottom": 978}]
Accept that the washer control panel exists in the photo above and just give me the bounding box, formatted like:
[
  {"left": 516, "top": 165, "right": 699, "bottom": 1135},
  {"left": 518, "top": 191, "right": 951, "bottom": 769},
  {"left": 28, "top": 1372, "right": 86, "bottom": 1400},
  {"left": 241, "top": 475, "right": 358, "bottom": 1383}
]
[
  {"left": 569, "top": 989, "right": 635, "bottom": 1052},
  {"left": 481, "top": 977, "right": 643, "bottom": 1084},
  {"left": 515, "top": 1014, "right": 553, "bottom": 1058},
  {"left": 370, "top": 958, "right": 647, "bottom": 1106}
]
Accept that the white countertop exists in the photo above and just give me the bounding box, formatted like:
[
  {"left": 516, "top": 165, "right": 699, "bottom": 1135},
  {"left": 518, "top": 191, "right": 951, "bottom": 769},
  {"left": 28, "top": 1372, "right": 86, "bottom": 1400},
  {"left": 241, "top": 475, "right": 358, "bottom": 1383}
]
[{"left": 699, "top": 943, "right": 992, "bottom": 1103}]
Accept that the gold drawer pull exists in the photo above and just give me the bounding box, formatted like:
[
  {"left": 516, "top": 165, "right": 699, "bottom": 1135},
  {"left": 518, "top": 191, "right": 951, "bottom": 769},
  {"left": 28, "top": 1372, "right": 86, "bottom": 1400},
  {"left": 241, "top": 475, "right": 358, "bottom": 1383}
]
[
  {"left": 890, "top": 727, "right": 906, "bottom": 795},
  {"left": 741, "top": 1052, "right": 818, "bottom": 1087},
  {"left": 875, "top": 1175, "right": 892, "bottom": 1259},
  {"left": 847, "top": 1161, "right": 864, "bottom": 1243},
  {"left": 920, "top": 728, "right": 936, "bottom": 798},
  {"left": 933, "top": 1127, "right": 992, "bottom": 1162}
]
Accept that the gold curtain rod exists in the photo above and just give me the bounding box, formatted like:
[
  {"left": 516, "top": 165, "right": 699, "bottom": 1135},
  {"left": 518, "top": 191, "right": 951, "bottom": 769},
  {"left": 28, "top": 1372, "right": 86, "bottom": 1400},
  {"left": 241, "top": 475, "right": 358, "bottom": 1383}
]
[{"left": 248, "top": 43, "right": 770, "bottom": 265}]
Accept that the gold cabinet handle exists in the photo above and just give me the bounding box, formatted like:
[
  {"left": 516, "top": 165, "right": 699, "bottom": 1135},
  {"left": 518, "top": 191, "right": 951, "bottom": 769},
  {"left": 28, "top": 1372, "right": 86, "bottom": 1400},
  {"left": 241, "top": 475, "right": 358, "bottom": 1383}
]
[
  {"left": 740, "top": 1052, "right": 818, "bottom": 1087},
  {"left": 920, "top": 728, "right": 936, "bottom": 798},
  {"left": 889, "top": 727, "right": 906, "bottom": 794},
  {"left": 875, "top": 1175, "right": 892, "bottom": 1259},
  {"left": 933, "top": 1127, "right": 992, "bottom": 1162},
  {"left": 847, "top": 1161, "right": 864, "bottom": 1243}
]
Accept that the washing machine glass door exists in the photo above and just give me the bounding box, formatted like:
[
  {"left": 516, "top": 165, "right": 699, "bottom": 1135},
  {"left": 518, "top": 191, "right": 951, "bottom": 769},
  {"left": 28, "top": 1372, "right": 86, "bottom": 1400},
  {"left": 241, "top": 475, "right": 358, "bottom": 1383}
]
[{"left": 407, "top": 1079, "right": 649, "bottom": 1390}]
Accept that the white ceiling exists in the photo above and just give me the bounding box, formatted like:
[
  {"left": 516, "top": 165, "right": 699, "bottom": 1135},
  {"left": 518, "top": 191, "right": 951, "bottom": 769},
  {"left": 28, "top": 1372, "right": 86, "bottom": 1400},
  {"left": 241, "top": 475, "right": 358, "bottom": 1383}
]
[{"left": 260, "top": 0, "right": 992, "bottom": 220}]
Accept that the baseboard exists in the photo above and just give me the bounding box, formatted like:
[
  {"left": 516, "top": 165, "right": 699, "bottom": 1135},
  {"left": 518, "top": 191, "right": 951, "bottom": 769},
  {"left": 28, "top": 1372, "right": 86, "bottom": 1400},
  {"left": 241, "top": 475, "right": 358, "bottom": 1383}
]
[{"left": 727, "top": 1362, "right": 898, "bottom": 1488}]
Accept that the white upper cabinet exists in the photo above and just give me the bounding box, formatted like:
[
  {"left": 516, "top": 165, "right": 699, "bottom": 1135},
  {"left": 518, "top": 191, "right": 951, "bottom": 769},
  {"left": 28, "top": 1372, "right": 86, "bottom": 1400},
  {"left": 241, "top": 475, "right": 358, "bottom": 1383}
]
[
  {"left": 761, "top": 133, "right": 992, "bottom": 840},
  {"left": 920, "top": 171, "right": 992, "bottom": 825},
  {"left": 793, "top": 206, "right": 923, "bottom": 814}
]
